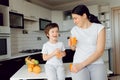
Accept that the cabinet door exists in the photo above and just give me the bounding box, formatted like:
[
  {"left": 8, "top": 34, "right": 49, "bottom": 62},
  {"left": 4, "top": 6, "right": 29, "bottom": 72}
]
[
  {"left": 11, "top": 57, "right": 25, "bottom": 71},
  {"left": 23, "top": 1, "right": 39, "bottom": 19},
  {"left": 63, "top": 20, "right": 75, "bottom": 31},
  {"left": 0, "top": 60, "right": 14, "bottom": 80},
  {"left": 9, "top": 0, "right": 24, "bottom": 14},
  {"left": 51, "top": 11, "right": 64, "bottom": 31},
  {"left": 63, "top": 49, "right": 75, "bottom": 63},
  {"left": 0, "top": 0, "right": 9, "bottom": 6}
]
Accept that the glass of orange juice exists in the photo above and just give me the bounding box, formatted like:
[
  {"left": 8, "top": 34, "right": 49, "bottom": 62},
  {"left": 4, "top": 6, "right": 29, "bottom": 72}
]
[
  {"left": 56, "top": 52, "right": 62, "bottom": 59},
  {"left": 69, "top": 63, "right": 73, "bottom": 71},
  {"left": 70, "top": 37, "right": 77, "bottom": 46}
]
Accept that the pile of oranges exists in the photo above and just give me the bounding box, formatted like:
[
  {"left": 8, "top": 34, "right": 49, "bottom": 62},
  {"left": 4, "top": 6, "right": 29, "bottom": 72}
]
[{"left": 25, "top": 57, "right": 41, "bottom": 74}]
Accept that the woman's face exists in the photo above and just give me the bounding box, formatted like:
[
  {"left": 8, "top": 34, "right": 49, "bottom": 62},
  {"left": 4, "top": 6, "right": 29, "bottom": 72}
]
[
  {"left": 72, "top": 14, "right": 85, "bottom": 27},
  {"left": 47, "top": 27, "right": 59, "bottom": 41}
]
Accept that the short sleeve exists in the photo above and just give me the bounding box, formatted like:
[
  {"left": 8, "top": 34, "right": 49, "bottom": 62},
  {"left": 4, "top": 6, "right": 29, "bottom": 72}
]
[
  {"left": 41, "top": 44, "right": 48, "bottom": 54},
  {"left": 61, "top": 42, "right": 65, "bottom": 51},
  {"left": 98, "top": 24, "right": 105, "bottom": 34},
  {"left": 71, "top": 26, "right": 77, "bottom": 37}
]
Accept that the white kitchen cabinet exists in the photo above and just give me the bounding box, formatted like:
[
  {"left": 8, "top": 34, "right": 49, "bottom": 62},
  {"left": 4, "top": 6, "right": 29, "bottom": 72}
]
[
  {"left": 63, "top": 19, "right": 75, "bottom": 31},
  {"left": 98, "top": 5, "right": 110, "bottom": 28},
  {"left": 51, "top": 11, "right": 64, "bottom": 31},
  {"left": 23, "top": 1, "right": 39, "bottom": 21},
  {"left": 88, "top": 5, "right": 99, "bottom": 17},
  {"left": 9, "top": 0, "right": 24, "bottom": 14},
  {"left": 23, "top": 1, "right": 52, "bottom": 31}
]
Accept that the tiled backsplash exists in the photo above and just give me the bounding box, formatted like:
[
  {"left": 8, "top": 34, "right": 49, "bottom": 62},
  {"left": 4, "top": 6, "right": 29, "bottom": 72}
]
[
  {"left": 10, "top": 29, "right": 71, "bottom": 54},
  {"left": 11, "top": 29, "right": 45, "bottom": 54}
]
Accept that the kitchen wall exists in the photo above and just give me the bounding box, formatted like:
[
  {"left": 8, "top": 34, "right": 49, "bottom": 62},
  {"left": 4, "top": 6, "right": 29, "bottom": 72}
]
[
  {"left": 11, "top": 30, "right": 71, "bottom": 54},
  {"left": 10, "top": 0, "right": 52, "bottom": 54},
  {"left": 10, "top": 1, "right": 112, "bottom": 63}
]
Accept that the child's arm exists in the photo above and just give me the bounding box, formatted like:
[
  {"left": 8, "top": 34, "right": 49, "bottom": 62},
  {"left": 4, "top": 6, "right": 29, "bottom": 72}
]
[
  {"left": 60, "top": 51, "right": 66, "bottom": 58},
  {"left": 42, "top": 49, "right": 59, "bottom": 61}
]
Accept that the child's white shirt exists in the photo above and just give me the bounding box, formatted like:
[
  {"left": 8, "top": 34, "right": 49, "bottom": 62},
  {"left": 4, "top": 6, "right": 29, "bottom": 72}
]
[{"left": 41, "top": 41, "right": 65, "bottom": 65}]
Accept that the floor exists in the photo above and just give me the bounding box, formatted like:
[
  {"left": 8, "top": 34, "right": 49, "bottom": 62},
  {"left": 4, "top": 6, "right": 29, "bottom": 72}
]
[
  {"left": 108, "top": 74, "right": 120, "bottom": 80},
  {"left": 25, "top": 75, "right": 120, "bottom": 80}
]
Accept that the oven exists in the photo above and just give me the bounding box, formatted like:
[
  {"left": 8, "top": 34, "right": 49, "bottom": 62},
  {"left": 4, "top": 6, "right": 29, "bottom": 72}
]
[{"left": 0, "top": 27, "right": 11, "bottom": 60}]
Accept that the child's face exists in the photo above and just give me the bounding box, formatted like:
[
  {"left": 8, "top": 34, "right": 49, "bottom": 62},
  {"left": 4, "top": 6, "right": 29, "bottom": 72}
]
[{"left": 48, "top": 27, "right": 59, "bottom": 41}]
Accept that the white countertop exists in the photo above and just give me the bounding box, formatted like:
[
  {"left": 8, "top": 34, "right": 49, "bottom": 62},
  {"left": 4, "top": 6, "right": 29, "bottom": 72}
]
[
  {"left": 10, "top": 63, "right": 71, "bottom": 80},
  {"left": 10, "top": 63, "right": 113, "bottom": 80}
]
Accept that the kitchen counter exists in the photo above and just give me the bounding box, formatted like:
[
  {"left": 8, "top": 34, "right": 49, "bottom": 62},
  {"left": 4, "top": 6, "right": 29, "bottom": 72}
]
[
  {"left": 10, "top": 63, "right": 72, "bottom": 80},
  {"left": 10, "top": 63, "right": 113, "bottom": 80},
  {"left": 10, "top": 52, "right": 41, "bottom": 59}
]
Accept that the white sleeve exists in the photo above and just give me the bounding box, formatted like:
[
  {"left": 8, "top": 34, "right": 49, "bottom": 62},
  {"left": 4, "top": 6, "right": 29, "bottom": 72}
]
[
  {"left": 71, "top": 27, "right": 77, "bottom": 37},
  {"left": 61, "top": 42, "right": 65, "bottom": 51},
  {"left": 98, "top": 24, "right": 105, "bottom": 34},
  {"left": 41, "top": 44, "right": 48, "bottom": 54}
]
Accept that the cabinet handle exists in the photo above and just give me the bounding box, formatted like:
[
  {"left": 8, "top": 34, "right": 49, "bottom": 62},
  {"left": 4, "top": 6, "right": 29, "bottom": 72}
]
[
  {"left": 0, "top": 64, "right": 3, "bottom": 66},
  {"left": 15, "top": 59, "right": 22, "bottom": 62}
]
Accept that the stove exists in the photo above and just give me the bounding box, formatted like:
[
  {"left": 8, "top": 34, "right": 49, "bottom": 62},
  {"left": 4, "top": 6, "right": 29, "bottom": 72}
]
[{"left": 20, "top": 49, "right": 41, "bottom": 53}]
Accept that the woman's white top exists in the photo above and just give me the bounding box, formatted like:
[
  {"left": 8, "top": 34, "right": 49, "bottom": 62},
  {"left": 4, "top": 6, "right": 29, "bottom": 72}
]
[
  {"left": 71, "top": 23, "right": 104, "bottom": 64},
  {"left": 41, "top": 41, "right": 65, "bottom": 65}
]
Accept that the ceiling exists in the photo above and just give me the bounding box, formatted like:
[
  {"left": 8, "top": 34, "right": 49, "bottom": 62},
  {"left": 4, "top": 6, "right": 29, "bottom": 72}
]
[{"left": 26, "top": 0, "right": 110, "bottom": 10}]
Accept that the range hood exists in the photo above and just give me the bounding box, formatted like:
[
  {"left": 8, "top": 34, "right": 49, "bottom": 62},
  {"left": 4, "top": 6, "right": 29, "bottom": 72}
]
[{"left": 24, "top": 16, "right": 38, "bottom": 22}]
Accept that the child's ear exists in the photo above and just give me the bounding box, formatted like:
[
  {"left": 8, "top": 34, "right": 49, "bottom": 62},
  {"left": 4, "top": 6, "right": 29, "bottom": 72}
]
[{"left": 47, "top": 34, "right": 49, "bottom": 37}]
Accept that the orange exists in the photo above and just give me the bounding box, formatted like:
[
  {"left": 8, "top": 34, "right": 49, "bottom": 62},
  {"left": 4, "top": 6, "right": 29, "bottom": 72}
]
[
  {"left": 28, "top": 67, "right": 33, "bottom": 72},
  {"left": 70, "top": 37, "right": 77, "bottom": 46},
  {"left": 33, "top": 65, "right": 41, "bottom": 74},
  {"left": 56, "top": 52, "right": 62, "bottom": 59},
  {"left": 27, "top": 64, "right": 34, "bottom": 68},
  {"left": 69, "top": 63, "right": 73, "bottom": 71}
]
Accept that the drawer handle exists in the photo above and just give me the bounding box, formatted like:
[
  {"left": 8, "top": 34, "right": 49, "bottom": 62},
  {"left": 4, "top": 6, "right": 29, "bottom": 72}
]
[{"left": 15, "top": 59, "right": 22, "bottom": 62}]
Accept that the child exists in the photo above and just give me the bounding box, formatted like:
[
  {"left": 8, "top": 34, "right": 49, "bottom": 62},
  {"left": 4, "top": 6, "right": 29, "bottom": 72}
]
[{"left": 41, "top": 23, "right": 66, "bottom": 80}]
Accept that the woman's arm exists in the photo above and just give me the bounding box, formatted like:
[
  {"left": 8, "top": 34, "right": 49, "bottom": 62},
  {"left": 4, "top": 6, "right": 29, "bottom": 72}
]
[{"left": 82, "top": 27, "right": 106, "bottom": 66}]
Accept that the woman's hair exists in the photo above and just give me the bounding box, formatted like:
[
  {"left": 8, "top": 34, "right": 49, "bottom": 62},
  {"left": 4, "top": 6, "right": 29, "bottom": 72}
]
[
  {"left": 71, "top": 4, "right": 101, "bottom": 24},
  {"left": 44, "top": 23, "right": 59, "bottom": 38}
]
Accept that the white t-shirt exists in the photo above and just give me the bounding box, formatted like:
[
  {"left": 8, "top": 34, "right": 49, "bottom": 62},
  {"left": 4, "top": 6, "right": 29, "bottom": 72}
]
[
  {"left": 41, "top": 41, "right": 65, "bottom": 65},
  {"left": 71, "top": 23, "right": 104, "bottom": 64}
]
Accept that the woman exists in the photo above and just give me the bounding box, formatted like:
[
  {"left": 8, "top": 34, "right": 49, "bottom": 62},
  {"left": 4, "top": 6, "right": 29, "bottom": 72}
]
[{"left": 69, "top": 4, "right": 108, "bottom": 80}]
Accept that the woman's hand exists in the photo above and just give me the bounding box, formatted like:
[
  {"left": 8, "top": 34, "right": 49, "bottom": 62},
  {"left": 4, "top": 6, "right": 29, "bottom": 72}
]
[
  {"left": 71, "top": 63, "right": 85, "bottom": 73},
  {"left": 68, "top": 38, "right": 76, "bottom": 51}
]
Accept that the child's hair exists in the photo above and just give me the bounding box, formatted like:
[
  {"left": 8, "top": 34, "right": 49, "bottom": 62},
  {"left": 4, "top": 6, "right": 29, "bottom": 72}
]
[
  {"left": 44, "top": 23, "right": 59, "bottom": 38},
  {"left": 72, "top": 4, "right": 101, "bottom": 24}
]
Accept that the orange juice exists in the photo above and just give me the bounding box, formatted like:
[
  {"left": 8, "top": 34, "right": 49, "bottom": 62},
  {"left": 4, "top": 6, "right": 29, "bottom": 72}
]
[
  {"left": 70, "top": 37, "right": 77, "bottom": 46},
  {"left": 56, "top": 52, "right": 62, "bottom": 59},
  {"left": 69, "top": 63, "right": 73, "bottom": 71}
]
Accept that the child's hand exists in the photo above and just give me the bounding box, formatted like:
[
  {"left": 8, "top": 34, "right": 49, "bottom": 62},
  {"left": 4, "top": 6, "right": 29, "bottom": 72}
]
[
  {"left": 54, "top": 48, "right": 63, "bottom": 59},
  {"left": 54, "top": 48, "right": 60, "bottom": 54}
]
